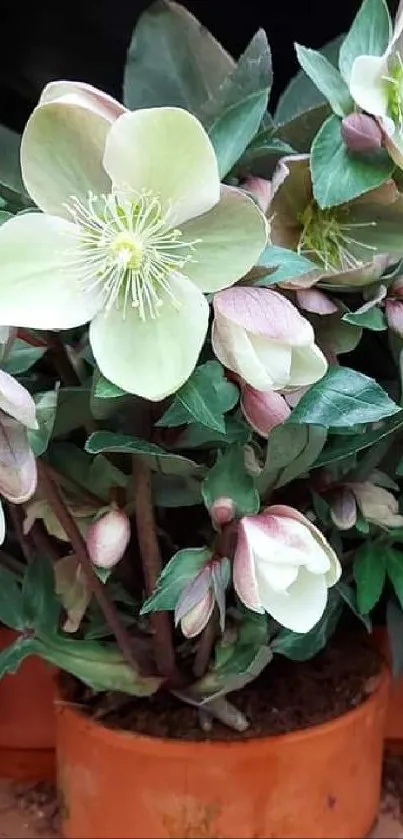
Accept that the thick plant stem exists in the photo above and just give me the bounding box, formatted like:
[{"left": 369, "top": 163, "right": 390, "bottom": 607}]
[
  {"left": 37, "top": 460, "right": 141, "bottom": 674},
  {"left": 193, "top": 615, "right": 217, "bottom": 678},
  {"left": 132, "top": 457, "right": 177, "bottom": 680}
]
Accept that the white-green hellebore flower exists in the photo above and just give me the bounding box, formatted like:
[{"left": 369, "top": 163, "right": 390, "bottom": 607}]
[
  {"left": 0, "top": 93, "right": 267, "bottom": 400},
  {"left": 349, "top": 2, "right": 403, "bottom": 167}
]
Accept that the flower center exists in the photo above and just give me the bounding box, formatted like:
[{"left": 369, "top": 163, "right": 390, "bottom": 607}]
[
  {"left": 383, "top": 53, "right": 403, "bottom": 128},
  {"left": 64, "top": 191, "right": 200, "bottom": 321},
  {"left": 297, "top": 203, "right": 376, "bottom": 272}
]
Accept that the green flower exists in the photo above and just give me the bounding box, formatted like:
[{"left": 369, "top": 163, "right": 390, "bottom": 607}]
[
  {"left": 0, "top": 87, "right": 267, "bottom": 400},
  {"left": 270, "top": 155, "right": 403, "bottom": 290}
]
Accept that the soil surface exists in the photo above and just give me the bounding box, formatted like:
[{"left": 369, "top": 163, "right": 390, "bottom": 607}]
[{"left": 66, "top": 631, "right": 382, "bottom": 740}]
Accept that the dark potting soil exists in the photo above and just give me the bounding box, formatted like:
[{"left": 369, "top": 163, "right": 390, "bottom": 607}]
[{"left": 64, "top": 631, "right": 383, "bottom": 741}]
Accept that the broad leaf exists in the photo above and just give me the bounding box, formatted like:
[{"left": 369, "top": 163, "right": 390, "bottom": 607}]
[
  {"left": 275, "top": 35, "right": 344, "bottom": 124},
  {"left": 336, "top": 581, "right": 371, "bottom": 629},
  {"left": 385, "top": 547, "right": 403, "bottom": 610},
  {"left": 3, "top": 339, "right": 47, "bottom": 375},
  {"left": 256, "top": 245, "right": 317, "bottom": 286},
  {"left": 314, "top": 411, "right": 403, "bottom": 468},
  {"left": 52, "top": 387, "right": 93, "bottom": 437},
  {"left": 141, "top": 547, "right": 211, "bottom": 613},
  {"left": 0, "top": 566, "right": 24, "bottom": 630},
  {"left": 353, "top": 544, "right": 386, "bottom": 613},
  {"left": 157, "top": 361, "right": 238, "bottom": 433},
  {"left": 207, "top": 30, "right": 272, "bottom": 176},
  {"left": 93, "top": 374, "right": 126, "bottom": 399},
  {"left": 0, "top": 636, "right": 38, "bottom": 678},
  {"left": 202, "top": 443, "right": 260, "bottom": 515},
  {"left": 171, "top": 416, "right": 251, "bottom": 449},
  {"left": 123, "top": 0, "right": 235, "bottom": 113},
  {"left": 311, "top": 115, "right": 394, "bottom": 208},
  {"left": 86, "top": 431, "right": 205, "bottom": 477},
  {"left": 274, "top": 103, "right": 331, "bottom": 152},
  {"left": 343, "top": 307, "right": 387, "bottom": 331},
  {"left": 49, "top": 443, "right": 127, "bottom": 502},
  {"left": 339, "top": 0, "right": 391, "bottom": 84},
  {"left": 28, "top": 390, "right": 58, "bottom": 456},
  {"left": 22, "top": 557, "right": 60, "bottom": 635},
  {"left": 288, "top": 367, "right": 399, "bottom": 428},
  {"left": 295, "top": 44, "right": 353, "bottom": 117},
  {"left": 257, "top": 424, "right": 326, "bottom": 495}
]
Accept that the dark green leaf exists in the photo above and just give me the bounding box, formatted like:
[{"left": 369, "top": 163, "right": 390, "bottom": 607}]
[
  {"left": 288, "top": 367, "right": 399, "bottom": 428},
  {"left": 311, "top": 115, "right": 394, "bottom": 209},
  {"left": 315, "top": 411, "right": 403, "bottom": 468},
  {"left": 86, "top": 431, "right": 204, "bottom": 477},
  {"left": 2, "top": 339, "right": 47, "bottom": 375},
  {"left": 123, "top": 0, "right": 235, "bottom": 113},
  {"left": 386, "top": 547, "right": 403, "bottom": 610},
  {"left": 336, "top": 581, "right": 372, "bottom": 629},
  {"left": 22, "top": 557, "right": 60, "bottom": 635},
  {"left": 0, "top": 566, "right": 24, "bottom": 630},
  {"left": 339, "top": 0, "right": 391, "bottom": 83},
  {"left": 202, "top": 443, "right": 259, "bottom": 515},
  {"left": 295, "top": 44, "right": 353, "bottom": 116},
  {"left": 353, "top": 544, "right": 386, "bottom": 613},
  {"left": 141, "top": 547, "right": 211, "bottom": 613},
  {"left": 52, "top": 387, "right": 92, "bottom": 436},
  {"left": 274, "top": 103, "right": 331, "bottom": 152},
  {"left": 172, "top": 416, "right": 251, "bottom": 449},
  {"left": 28, "top": 390, "right": 58, "bottom": 456},
  {"left": 157, "top": 361, "right": 238, "bottom": 433},
  {"left": 0, "top": 636, "right": 38, "bottom": 678},
  {"left": 94, "top": 374, "right": 126, "bottom": 399},
  {"left": 343, "top": 307, "right": 387, "bottom": 331}
]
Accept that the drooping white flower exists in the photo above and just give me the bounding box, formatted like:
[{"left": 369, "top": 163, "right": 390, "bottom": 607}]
[
  {"left": 233, "top": 505, "right": 341, "bottom": 633},
  {"left": 0, "top": 89, "right": 267, "bottom": 400}
]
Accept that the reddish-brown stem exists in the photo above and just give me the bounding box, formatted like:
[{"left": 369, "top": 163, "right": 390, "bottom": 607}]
[
  {"left": 37, "top": 459, "right": 141, "bottom": 673},
  {"left": 132, "top": 457, "right": 178, "bottom": 681}
]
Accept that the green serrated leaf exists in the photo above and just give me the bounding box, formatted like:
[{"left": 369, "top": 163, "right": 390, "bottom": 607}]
[
  {"left": 343, "top": 307, "right": 387, "bottom": 331},
  {"left": 2, "top": 339, "right": 47, "bottom": 375},
  {"left": 202, "top": 443, "right": 259, "bottom": 515},
  {"left": 94, "top": 373, "right": 126, "bottom": 399},
  {"left": 123, "top": 0, "right": 235, "bottom": 114},
  {"left": 157, "top": 361, "right": 238, "bottom": 433},
  {"left": 256, "top": 245, "right": 317, "bottom": 285},
  {"left": 315, "top": 411, "right": 403, "bottom": 468},
  {"left": 28, "top": 390, "right": 58, "bottom": 456},
  {"left": 311, "top": 114, "right": 394, "bottom": 209},
  {"left": 86, "top": 431, "right": 204, "bottom": 477},
  {"left": 274, "top": 103, "right": 331, "bottom": 152},
  {"left": 339, "top": 0, "right": 391, "bottom": 84},
  {"left": 141, "top": 547, "right": 211, "bottom": 613},
  {"left": 295, "top": 44, "right": 353, "bottom": 116},
  {"left": 275, "top": 35, "right": 344, "bottom": 124},
  {"left": 353, "top": 544, "right": 386, "bottom": 613},
  {"left": 288, "top": 366, "right": 399, "bottom": 428}
]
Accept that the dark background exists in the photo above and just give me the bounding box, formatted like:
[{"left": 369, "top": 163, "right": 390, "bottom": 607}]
[{"left": 0, "top": 0, "right": 398, "bottom": 132}]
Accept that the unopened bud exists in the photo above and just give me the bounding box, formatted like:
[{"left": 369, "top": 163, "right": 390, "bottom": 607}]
[
  {"left": 296, "top": 289, "right": 338, "bottom": 315},
  {"left": 241, "top": 383, "right": 290, "bottom": 438},
  {"left": 86, "top": 508, "right": 130, "bottom": 569},
  {"left": 341, "top": 113, "right": 383, "bottom": 153},
  {"left": 210, "top": 497, "right": 236, "bottom": 528},
  {"left": 329, "top": 487, "right": 357, "bottom": 530},
  {"left": 385, "top": 299, "right": 403, "bottom": 337}
]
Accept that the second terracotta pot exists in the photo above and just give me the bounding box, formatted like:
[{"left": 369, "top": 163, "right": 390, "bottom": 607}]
[
  {"left": 0, "top": 627, "right": 56, "bottom": 780},
  {"left": 56, "top": 665, "right": 389, "bottom": 839}
]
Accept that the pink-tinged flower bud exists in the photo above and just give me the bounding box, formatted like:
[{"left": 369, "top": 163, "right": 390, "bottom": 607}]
[
  {"left": 0, "top": 370, "right": 38, "bottom": 430},
  {"left": 175, "top": 566, "right": 214, "bottom": 638},
  {"left": 329, "top": 487, "right": 357, "bottom": 530},
  {"left": 0, "top": 414, "right": 37, "bottom": 503},
  {"left": 233, "top": 505, "right": 341, "bottom": 633},
  {"left": 390, "top": 277, "right": 403, "bottom": 298},
  {"left": 242, "top": 176, "right": 271, "bottom": 213},
  {"left": 348, "top": 482, "right": 403, "bottom": 528},
  {"left": 212, "top": 287, "right": 327, "bottom": 392},
  {"left": 240, "top": 384, "right": 290, "bottom": 438},
  {"left": 296, "top": 289, "right": 338, "bottom": 315},
  {"left": 385, "top": 299, "right": 403, "bottom": 337},
  {"left": 86, "top": 509, "right": 130, "bottom": 569},
  {"left": 210, "top": 497, "right": 236, "bottom": 528},
  {"left": 341, "top": 113, "right": 383, "bottom": 153}
]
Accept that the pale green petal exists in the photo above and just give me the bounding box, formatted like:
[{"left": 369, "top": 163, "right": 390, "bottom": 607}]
[
  {"left": 349, "top": 55, "right": 389, "bottom": 118},
  {"left": 212, "top": 316, "right": 280, "bottom": 390},
  {"left": 39, "top": 81, "right": 125, "bottom": 123},
  {"left": 103, "top": 108, "right": 220, "bottom": 227},
  {"left": 21, "top": 101, "right": 111, "bottom": 217},
  {"left": 288, "top": 344, "right": 327, "bottom": 388},
  {"left": 0, "top": 213, "right": 102, "bottom": 329},
  {"left": 89, "top": 274, "right": 209, "bottom": 400},
  {"left": 180, "top": 186, "right": 267, "bottom": 293},
  {"left": 384, "top": 130, "right": 403, "bottom": 170}
]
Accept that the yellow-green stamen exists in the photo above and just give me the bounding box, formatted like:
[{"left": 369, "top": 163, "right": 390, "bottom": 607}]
[{"left": 297, "top": 203, "right": 376, "bottom": 272}]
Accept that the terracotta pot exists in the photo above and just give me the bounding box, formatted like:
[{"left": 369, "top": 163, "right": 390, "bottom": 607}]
[
  {"left": 373, "top": 626, "right": 403, "bottom": 750},
  {"left": 56, "top": 665, "right": 389, "bottom": 839},
  {"left": 0, "top": 627, "right": 56, "bottom": 780}
]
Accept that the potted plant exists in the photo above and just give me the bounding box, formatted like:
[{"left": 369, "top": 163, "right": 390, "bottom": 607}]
[{"left": 0, "top": 0, "right": 402, "bottom": 836}]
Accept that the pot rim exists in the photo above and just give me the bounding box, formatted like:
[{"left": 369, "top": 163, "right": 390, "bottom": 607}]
[{"left": 55, "top": 663, "right": 390, "bottom": 757}]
